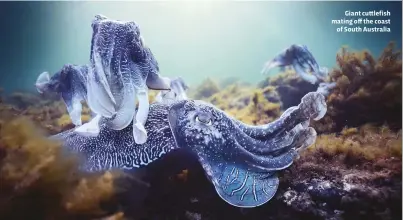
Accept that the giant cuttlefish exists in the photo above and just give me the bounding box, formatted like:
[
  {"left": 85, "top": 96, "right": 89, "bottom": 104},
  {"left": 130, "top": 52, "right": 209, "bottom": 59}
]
[
  {"left": 53, "top": 91, "right": 327, "bottom": 208},
  {"left": 261, "top": 44, "right": 329, "bottom": 84},
  {"left": 87, "top": 15, "right": 171, "bottom": 145},
  {"left": 261, "top": 44, "right": 337, "bottom": 96}
]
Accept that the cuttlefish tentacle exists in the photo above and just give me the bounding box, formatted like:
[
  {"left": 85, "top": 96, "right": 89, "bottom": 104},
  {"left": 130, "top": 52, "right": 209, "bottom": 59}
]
[
  {"left": 232, "top": 92, "right": 326, "bottom": 142},
  {"left": 105, "top": 47, "right": 137, "bottom": 131},
  {"left": 132, "top": 73, "right": 149, "bottom": 145},
  {"left": 64, "top": 93, "right": 83, "bottom": 126},
  {"left": 87, "top": 62, "right": 116, "bottom": 118}
]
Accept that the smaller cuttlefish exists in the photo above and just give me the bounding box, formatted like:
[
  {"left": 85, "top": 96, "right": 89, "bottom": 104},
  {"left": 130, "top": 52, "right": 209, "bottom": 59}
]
[
  {"left": 261, "top": 44, "right": 328, "bottom": 84},
  {"left": 155, "top": 77, "right": 189, "bottom": 104},
  {"left": 87, "top": 14, "right": 171, "bottom": 145},
  {"left": 35, "top": 64, "right": 103, "bottom": 134}
]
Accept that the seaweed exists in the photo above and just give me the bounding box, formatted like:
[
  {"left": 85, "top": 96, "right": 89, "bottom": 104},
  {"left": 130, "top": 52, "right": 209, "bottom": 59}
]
[
  {"left": 207, "top": 84, "right": 281, "bottom": 124},
  {"left": 190, "top": 78, "right": 220, "bottom": 100},
  {"left": 0, "top": 118, "right": 124, "bottom": 219},
  {"left": 315, "top": 42, "right": 402, "bottom": 132}
]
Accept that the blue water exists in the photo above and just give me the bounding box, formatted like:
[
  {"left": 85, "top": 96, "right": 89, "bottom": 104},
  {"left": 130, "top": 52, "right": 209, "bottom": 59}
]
[{"left": 0, "top": 1, "right": 401, "bottom": 93}]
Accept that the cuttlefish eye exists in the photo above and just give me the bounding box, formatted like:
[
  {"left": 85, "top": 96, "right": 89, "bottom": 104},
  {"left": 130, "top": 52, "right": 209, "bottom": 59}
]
[{"left": 195, "top": 112, "right": 213, "bottom": 126}]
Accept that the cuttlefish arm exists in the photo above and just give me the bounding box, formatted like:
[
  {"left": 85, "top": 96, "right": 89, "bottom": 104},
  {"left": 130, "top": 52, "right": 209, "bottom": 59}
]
[
  {"left": 62, "top": 92, "right": 83, "bottom": 126},
  {"left": 133, "top": 77, "right": 149, "bottom": 145},
  {"left": 232, "top": 92, "right": 326, "bottom": 141},
  {"left": 87, "top": 16, "right": 118, "bottom": 119},
  {"left": 87, "top": 64, "right": 117, "bottom": 118}
]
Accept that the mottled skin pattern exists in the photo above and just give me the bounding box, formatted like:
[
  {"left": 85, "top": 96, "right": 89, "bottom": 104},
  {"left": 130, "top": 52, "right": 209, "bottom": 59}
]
[
  {"left": 35, "top": 64, "right": 90, "bottom": 126},
  {"left": 87, "top": 14, "right": 170, "bottom": 144},
  {"left": 261, "top": 44, "right": 329, "bottom": 84},
  {"left": 155, "top": 77, "right": 189, "bottom": 104},
  {"left": 54, "top": 92, "right": 327, "bottom": 208},
  {"left": 53, "top": 103, "right": 177, "bottom": 171}
]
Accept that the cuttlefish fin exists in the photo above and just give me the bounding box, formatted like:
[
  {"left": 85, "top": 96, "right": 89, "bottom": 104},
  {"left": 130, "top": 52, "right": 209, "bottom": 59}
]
[
  {"left": 198, "top": 158, "right": 279, "bottom": 208},
  {"left": 146, "top": 75, "right": 171, "bottom": 90}
]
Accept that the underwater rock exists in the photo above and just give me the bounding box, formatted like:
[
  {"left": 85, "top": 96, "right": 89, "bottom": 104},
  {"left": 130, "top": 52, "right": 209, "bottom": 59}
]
[
  {"left": 87, "top": 14, "right": 171, "bottom": 144},
  {"left": 261, "top": 71, "right": 319, "bottom": 109},
  {"left": 53, "top": 91, "right": 327, "bottom": 208}
]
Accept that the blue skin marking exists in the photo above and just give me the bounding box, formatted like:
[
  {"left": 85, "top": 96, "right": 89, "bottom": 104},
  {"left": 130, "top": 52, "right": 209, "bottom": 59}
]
[{"left": 53, "top": 92, "right": 326, "bottom": 208}]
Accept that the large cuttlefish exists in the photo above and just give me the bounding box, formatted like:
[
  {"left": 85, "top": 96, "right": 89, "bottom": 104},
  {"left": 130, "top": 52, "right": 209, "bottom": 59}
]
[
  {"left": 53, "top": 91, "right": 327, "bottom": 208},
  {"left": 87, "top": 15, "right": 171, "bottom": 144}
]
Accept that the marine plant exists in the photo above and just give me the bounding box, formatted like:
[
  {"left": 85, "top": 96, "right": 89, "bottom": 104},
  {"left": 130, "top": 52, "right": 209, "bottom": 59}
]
[
  {"left": 0, "top": 118, "right": 122, "bottom": 219},
  {"left": 321, "top": 42, "right": 402, "bottom": 132},
  {"left": 190, "top": 77, "right": 220, "bottom": 99},
  {"left": 208, "top": 84, "right": 281, "bottom": 124}
]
